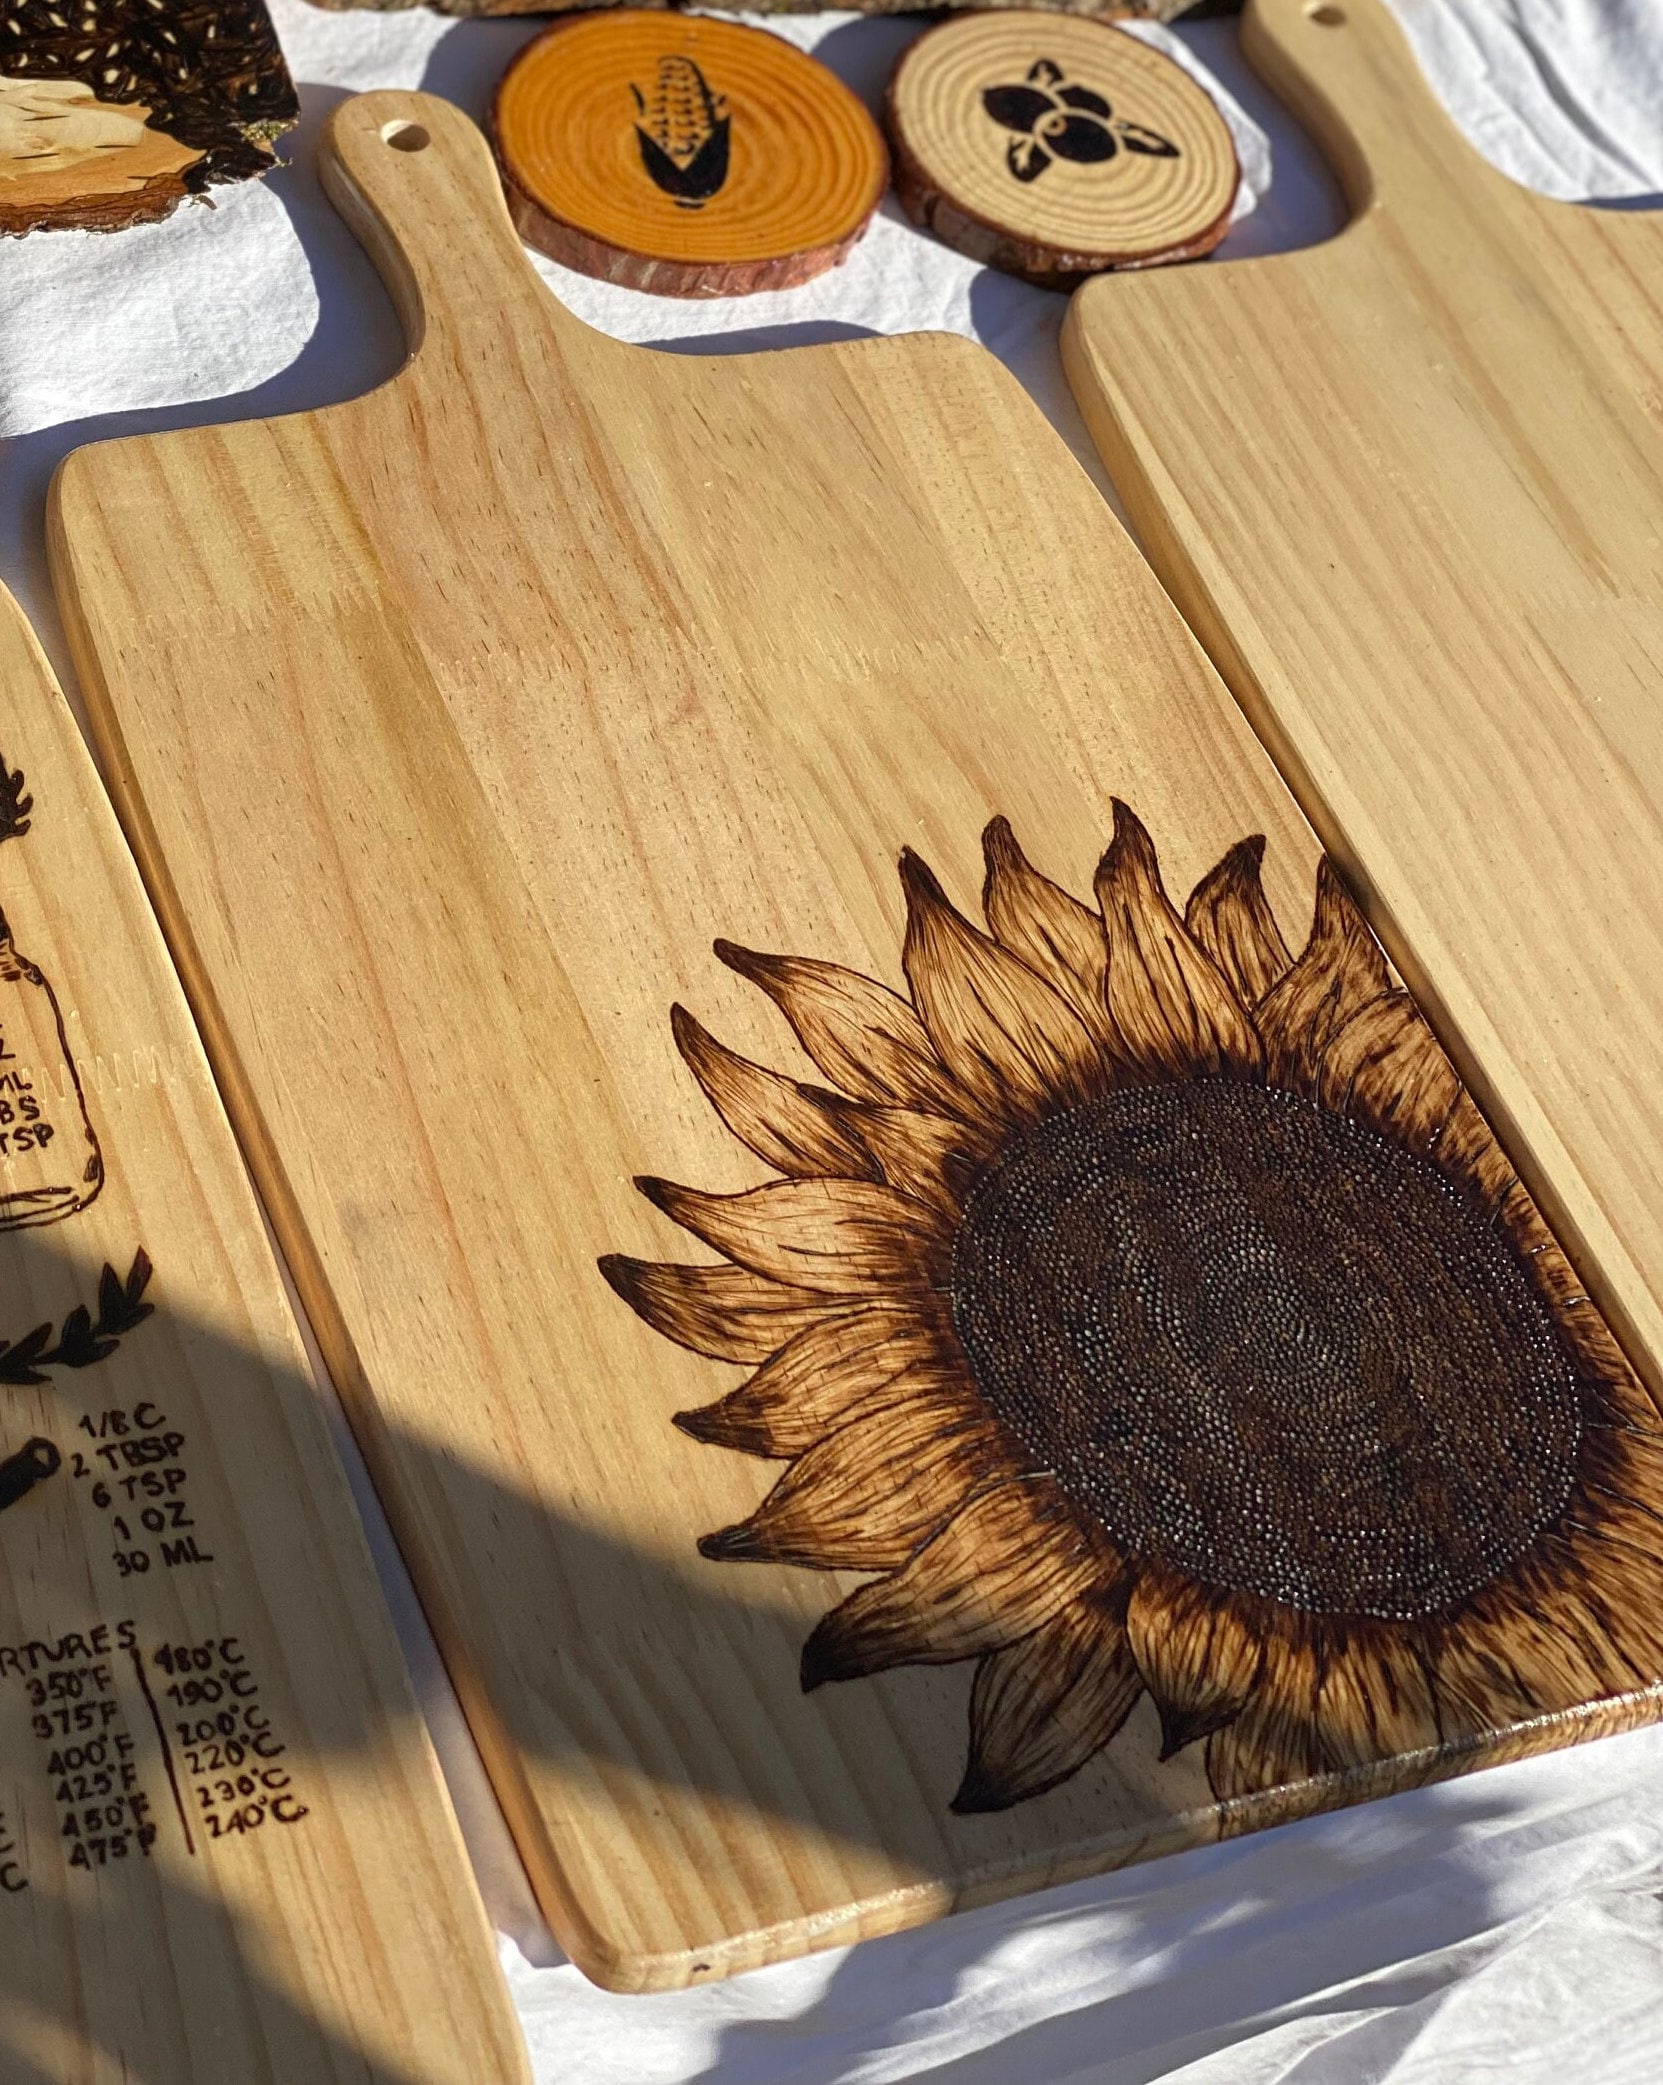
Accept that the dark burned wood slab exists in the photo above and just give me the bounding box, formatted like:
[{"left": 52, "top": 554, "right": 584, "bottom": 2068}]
[{"left": 0, "top": 1, "right": 297, "bottom": 236}]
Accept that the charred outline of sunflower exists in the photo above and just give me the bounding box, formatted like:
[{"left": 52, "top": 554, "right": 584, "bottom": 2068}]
[
  {"left": 601, "top": 807, "right": 1663, "bottom": 1816},
  {"left": 982, "top": 59, "right": 1179, "bottom": 185}
]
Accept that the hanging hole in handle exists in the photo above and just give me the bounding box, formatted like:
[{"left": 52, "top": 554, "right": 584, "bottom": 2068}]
[
  {"left": 1305, "top": 3, "right": 1346, "bottom": 22},
  {"left": 382, "top": 120, "right": 431, "bottom": 152}
]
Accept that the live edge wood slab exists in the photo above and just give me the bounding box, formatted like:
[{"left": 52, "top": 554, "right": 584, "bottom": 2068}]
[
  {"left": 0, "top": 589, "right": 525, "bottom": 2078},
  {"left": 1064, "top": 0, "right": 1663, "bottom": 1413},
  {"left": 0, "top": 2, "right": 297, "bottom": 237},
  {"left": 49, "top": 89, "right": 1663, "bottom": 1991}
]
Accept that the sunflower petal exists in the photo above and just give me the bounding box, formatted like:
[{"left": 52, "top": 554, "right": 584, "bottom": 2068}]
[
  {"left": 953, "top": 1590, "right": 1141, "bottom": 1812},
  {"left": 715, "top": 941, "right": 965, "bottom": 1116},
  {"left": 1312, "top": 1619, "right": 1441, "bottom": 1770},
  {"left": 674, "top": 1305, "right": 963, "bottom": 1458},
  {"left": 901, "top": 850, "right": 1103, "bottom": 1123},
  {"left": 1184, "top": 835, "right": 1292, "bottom": 1008},
  {"left": 637, "top": 1176, "right": 951, "bottom": 1294},
  {"left": 981, "top": 818, "right": 1124, "bottom": 1058},
  {"left": 800, "top": 1475, "right": 1112, "bottom": 1688},
  {"left": 1495, "top": 1181, "right": 1604, "bottom": 1335},
  {"left": 1316, "top": 991, "right": 1465, "bottom": 1160},
  {"left": 1551, "top": 1507, "right": 1663, "bottom": 1671},
  {"left": 1125, "top": 1565, "right": 1263, "bottom": 1758},
  {"left": 841, "top": 1104, "right": 989, "bottom": 1225},
  {"left": 1094, "top": 800, "right": 1263, "bottom": 1082},
  {"left": 1204, "top": 1611, "right": 1324, "bottom": 1803},
  {"left": 1423, "top": 1621, "right": 1545, "bottom": 1737},
  {"left": 1429, "top": 1094, "right": 1518, "bottom": 1210},
  {"left": 1256, "top": 858, "right": 1391, "bottom": 1094},
  {"left": 699, "top": 1407, "right": 1016, "bottom": 1572},
  {"left": 671, "top": 1005, "right": 876, "bottom": 1181},
  {"left": 1494, "top": 1188, "right": 1642, "bottom": 1406},
  {"left": 1205, "top": 1701, "right": 1325, "bottom": 1807},
  {"left": 1448, "top": 1537, "right": 1652, "bottom": 1717},
  {"left": 598, "top": 1256, "right": 835, "bottom": 1363}
]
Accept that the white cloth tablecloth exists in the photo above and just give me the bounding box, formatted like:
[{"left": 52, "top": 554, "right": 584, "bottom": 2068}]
[{"left": 4, "top": 4, "right": 1662, "bottom": 2079}]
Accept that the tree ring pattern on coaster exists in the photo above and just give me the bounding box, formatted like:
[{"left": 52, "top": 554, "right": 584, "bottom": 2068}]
[
  {"left": 887, "top": 12, "right": 1239, "bottom": 285},
  {"left": 492, "top": 12, "right": 888, "bottom": 298}
]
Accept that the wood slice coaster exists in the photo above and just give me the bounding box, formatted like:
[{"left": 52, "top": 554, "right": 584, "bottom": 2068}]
[
  {"left": 0, "top": 1, "right": 296, "bottom": 238},
  {"left": 888, "top": 14, "right": 1238, "bottom": 287},
  {"left": 491, "top": 13, "right": 888, "bottom": 297}
]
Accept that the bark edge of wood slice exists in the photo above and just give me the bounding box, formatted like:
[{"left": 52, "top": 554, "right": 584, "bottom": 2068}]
[
  {"left": 491, "top": 12, "right": 889, "bottom": 297},
  {"left": 887, "top": 13, "right": 1239, "bottom": 287}
]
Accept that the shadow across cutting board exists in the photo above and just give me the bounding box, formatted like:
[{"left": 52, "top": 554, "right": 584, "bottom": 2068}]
[{"left": 2, "top": 1216, "right": 1567, "bottom": 2085}]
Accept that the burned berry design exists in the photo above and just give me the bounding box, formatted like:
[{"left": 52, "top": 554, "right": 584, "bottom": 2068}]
[{"left": 983, "top": 58, "right": 1179, "bottom": 184}]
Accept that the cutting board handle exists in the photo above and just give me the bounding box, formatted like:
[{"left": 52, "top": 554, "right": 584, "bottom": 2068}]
[
  {"left": 1243, "top": 0, "right": 1504, "bottom": 217},
  {"left": 320, "top": 90, "right": 589, "bottom": 362}
]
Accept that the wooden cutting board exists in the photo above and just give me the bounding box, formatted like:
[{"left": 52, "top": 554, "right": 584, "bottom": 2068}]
[
  {"left": 0, "top": 588, "right": 526, "bottom": 2079},
  {"left": 49, "top": 89, "right": 1663, "bottom": 1990},
  {"left": 1065, "top": 0, "right": 1663, "bottom": 1406}
]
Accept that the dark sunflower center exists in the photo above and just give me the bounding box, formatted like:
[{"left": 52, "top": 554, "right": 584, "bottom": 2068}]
[{"left": 950, "top": 1083, "right": 1583, "bottom": 1619}]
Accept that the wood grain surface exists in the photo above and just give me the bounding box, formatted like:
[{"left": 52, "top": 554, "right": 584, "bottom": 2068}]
[
  {"left": 46, "top": 89, "right": 1663, "bottom": 1992},
  {"left": 1064, "top": 0, "right": 1663, "bottom": 1411},
  {"left": 888, "top": 14, "right": 1238, "bottom": 286},
  {"left": 493, "top": 13, "right": 886, "bottom": 297},
  {"left": 0, "top": 588, "right": 526, "bottom": 2081}
]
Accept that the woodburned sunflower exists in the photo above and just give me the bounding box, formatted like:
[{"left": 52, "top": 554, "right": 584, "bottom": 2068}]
[{"left": 600, "top": 806, "right": 1663, "bottom": 1814}]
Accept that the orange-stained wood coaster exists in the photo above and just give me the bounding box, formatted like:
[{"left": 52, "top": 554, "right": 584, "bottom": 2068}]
[
  {"left": 887, "top": 14, "right": 1238, "bottom": 287},
  {"left": 491, "top": 13, "right": 888, "bottom": 297},
  {"left": 0, "top": 2, "right": 297, "bottom": 237}
]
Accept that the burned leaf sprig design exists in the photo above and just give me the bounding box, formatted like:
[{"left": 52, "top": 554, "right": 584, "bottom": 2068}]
[
  {"left": 0, "top": 757, "right": 31, "bottom": 847},
  {"left": 984, "top": 59, "right": 1179, "bottom": 184},
  {"left": 0, "top": 1249, "right": 154, "bottom": 1386}
]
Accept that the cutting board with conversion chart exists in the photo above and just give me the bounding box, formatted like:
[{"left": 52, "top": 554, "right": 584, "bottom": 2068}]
[
  {"left": 0, "top": 586, "right": 525, "bottom": 2080},
  {"left": 1065, "top": 0, "right": 1663, "bottom": 1425},
  {"left": 50, "top": 88, "right": 1663, "bottom": 1990}
]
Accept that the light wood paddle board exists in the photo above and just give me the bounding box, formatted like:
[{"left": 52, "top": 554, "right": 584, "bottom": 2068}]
[
  {"left": 0, "top": 587, "right": 526, "bottom": 2079},
  {"left": 49, "top": 89, "right": 1663, "bottom": 1990},
  {"left": 1065, "top": 0, "right": 1663, "bottom": 1407}
]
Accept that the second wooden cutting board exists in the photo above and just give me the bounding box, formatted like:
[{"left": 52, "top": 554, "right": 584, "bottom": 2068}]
[
  {"left": 50, "top": 91, "right": 1663, "bottom": 1987},
  {"left": 1064, "top": 0, "right": 1663, "bottom": 1407}
]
